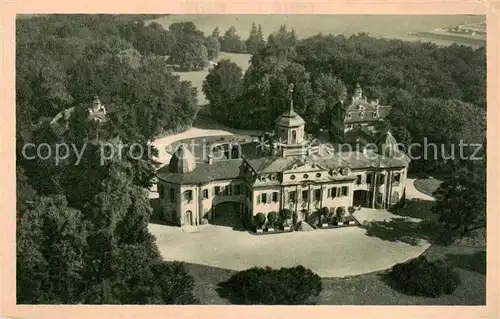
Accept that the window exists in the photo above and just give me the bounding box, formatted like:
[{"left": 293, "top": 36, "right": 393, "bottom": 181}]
[
  {"left": 289, "top": 191, "right": 297, "bottom": 203},
  {"left": 226, "top": 185, "right": 232, "bottom": 195},
  {"left": 234, "top": 184, "right": 242, "bottom": 195},
  {"left": 214, "top": 186, "right": 221, "bottom": 196},
  {"left": 329, "top": 187, "right": 337, "bottom": 198},
  {"left": 202, "top": 189, "right": 209, "bottom": 199},
  {"left": 366, "top": 173, "right": 373, "bottom": 184},
  {"left": 292, "top": 130, "right": 297, "bottom": 143},
  {"left": 303, "top": 174, "right": 309, "bottom": 179},
  {"left": 360, "top": 111, "right": 364, "bottom": 118},
  {"left": 314, "top": 189, "right": 321, "bottom": 201},
  {"left": 316, "top": 173, "right": 321, "bottom": 178},
  {"left": 170, "top": 188, "right": 176, "bottom": 202},
  {"left": 393, "top": 173, "right": 401, "bottom": 184},
  {"left": 373, "top": 111, "right": 378, "bottom": 118},
  {"left": 356, "top": 175, "right": 362, "bottom": 185},
  {"left": 341, "top": 186, "right": 348, "bottom": 196},
  {"left": 377, "top": 174, "right": 385, "bottom": 185},
  {"left": 290, "top": 175, "right": 296, "bottom": 180},
  {"left": 302, "top": 190, "right": 309, "bottom": 201},
  {"left": 347, "top": 113, "right": 352, "bottom": 118},
  {"left": 260, "top": 175, "right": 266, "bottom": 181},
  {"left": 272, "top": 192, "right": 279, "bottom": 202},
  {"left": 184, "top": 190, "right": 193, "bottom": 202},
  {"left": 261, "top": 193, "right": 267, "bottom": 204}
]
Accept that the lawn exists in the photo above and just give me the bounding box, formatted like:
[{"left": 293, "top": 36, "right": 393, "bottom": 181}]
[
  {"left": 174, "top": 52, "right": 252, "bottom": 105},
  {"left": 413, "top": 177, "right": 443, "bottom": 197},
  {"left": 182, "top": 242, "right": 486, "bottom": 305}
]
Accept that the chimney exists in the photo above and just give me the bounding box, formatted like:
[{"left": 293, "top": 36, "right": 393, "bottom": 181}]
[{"left": 207, "top": 155, "right": 213, "bottom": 165}]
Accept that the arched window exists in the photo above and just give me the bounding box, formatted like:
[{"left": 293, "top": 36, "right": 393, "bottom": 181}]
[
  {"left": 292, "top": 130, "right": 297, "bottom": 143},
  {"left": 281, "top": 129, "right": 286, "bottom": 142}
]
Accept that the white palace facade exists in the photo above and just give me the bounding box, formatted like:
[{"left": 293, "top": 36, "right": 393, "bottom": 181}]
[{"left": 157, "top": 86, "right": 410, "bottom": 228}]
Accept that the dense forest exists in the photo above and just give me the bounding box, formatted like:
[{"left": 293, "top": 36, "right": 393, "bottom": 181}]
[
  {"left": 202, "top": 26, "right": 486, "bottom": 174},
  {"left": 16, "top": 14, "right": 201, "bottom": 304},
  {"left": 16, "top": 15, "right": 486, "bottom": 304}
]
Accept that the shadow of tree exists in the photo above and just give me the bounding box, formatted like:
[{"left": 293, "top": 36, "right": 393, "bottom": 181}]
[
  {"left": 148, "top": 197, "right": 170, "bottom": 226},
  {"left": 361, "top": 217, "right": 443, "bottom": 246},
  {"left": 389, "top": 199, "right": 436, "bottom": 220},
  {"left": 445, "top": 251, "right": 486, "bottom": 275}
]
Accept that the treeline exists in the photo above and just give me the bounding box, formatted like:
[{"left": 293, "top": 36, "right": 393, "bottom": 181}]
[
  {"left": 203, "top": 28, "right": 486, "bottom": 174},
  {"left": 16, "top": 15, "right": 198, "bottom": 304}
]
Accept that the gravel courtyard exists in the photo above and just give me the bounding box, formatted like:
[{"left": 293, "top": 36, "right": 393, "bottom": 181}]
[{"left": 148, "top": 208, "right": 431, "bottom": 278}]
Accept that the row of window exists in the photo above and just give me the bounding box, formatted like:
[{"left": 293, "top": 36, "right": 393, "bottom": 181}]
[
  {"left": 159, "top": 184, "right": 246, "bottom": 203},
  {"left": 354, "top": 173, "right": 401, "bottom": 186},
  {"left": 347, "top": 111, "right": 378, "bottom": 119},
  {"left": 256, "top": 186, "right": 350, "bottom": 205},
  {"left": 289, "top": 172, "right": 322, "bottom": 180}
]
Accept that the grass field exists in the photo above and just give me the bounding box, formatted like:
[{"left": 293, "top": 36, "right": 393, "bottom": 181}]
[
  {"left": 183, "top": 242, "right": 486, "bottom": 305},
  {"left": 174, "top": 52, "right": 251, "bottom": 105}
]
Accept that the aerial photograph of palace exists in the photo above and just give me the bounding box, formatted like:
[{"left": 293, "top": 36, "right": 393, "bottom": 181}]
[
  {"left": 13, "top": 14, "right": 487, "bottom": 307},
  {"left": 157, "top": 84, "right": 409, "bottom": 228}
]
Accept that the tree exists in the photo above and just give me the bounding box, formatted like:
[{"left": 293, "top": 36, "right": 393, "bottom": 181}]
[
  {"left": 389, "top": 255, "right": 460, "bottom": 297},
  {"left": 254, "top": 212, "right": 266, "bottom": 229},
  {"left": 267, "top": 211, "right": 278, "bottom": 228},
  {"left": 240, "top": 57, "right": 313, "bottom": 131},
  {"left": 17, "top": 195, "right": 89, "bottom": 303},
  {"left": 432, "top": 160, "right": 486, "bottom": 238},
  {"left": 167, "top": 22, "right": 207, "bottom": 69},
  {"left": 220, "top": 26, "right": 246, "bottom": 53},
  {"left": 202, "top": 59, "right": 244, "bottom": 123},
  {"left": 279, "top": 209, "right": 292, "bottom": 226},
  {"left": 246, "top": 23, "right": 266, "bottom": 54},
  {"left": 265, "top": 25, "right": 298, "bottom": 58},
  {"left": 205, "top": 36, "right": 221, "bottom": 61},
  {"left": 219, "top": 266, "right": 322, "bottom": 304},
  {"left": 211, "top": 26, "right": 220, "bottom": 40}
]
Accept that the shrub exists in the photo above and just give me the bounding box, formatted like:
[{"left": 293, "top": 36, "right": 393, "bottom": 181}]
[
  {"left": 279, "top": 209, "right": 292, "bottom": 226},
  {"left": 254, "top": 213, "right": 266, "bottom": 229},
  {"left": 306, "top": 210, "right": 320, "bottom": 226},
  {"left": 348, "top": 206, "right": 355, "bottom": 214},
  {"left": 335, "top": 207, "right": 346, "bottom": 220},
  {"left": 267, "top": 211, "right": 278, "bottom": 228},
  {"left": 292, "top": 212, "right": 298, "bottom": 225},
  {"left": 219, "top": 266, "right": 322, "bottom": 304},
  {"left": 389, "top": 255, "right": 460, "bottom": 297}
]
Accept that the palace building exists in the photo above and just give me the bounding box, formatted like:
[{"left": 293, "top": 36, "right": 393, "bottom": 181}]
[{"left": 157, "top": 84, "right": 410, "bottom": 228}]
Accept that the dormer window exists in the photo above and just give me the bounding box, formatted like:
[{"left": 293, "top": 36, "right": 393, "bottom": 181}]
[
  {"left": 358, "top": 105, "right": 365, "bottom": 110},
  {"left": 347, "top": 113, "right": 352, "bottom": 119},
  {"left": 373, "top": 111, "right": 378, "bottom": 118},
  {"left": 260, "top": 175, "right": 267, "bottom": 182}
]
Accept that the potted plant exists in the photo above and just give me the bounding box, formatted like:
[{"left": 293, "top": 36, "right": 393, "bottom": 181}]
[
  {"left": 336, "top": 207, "right": 346, "bottom": 226},
  {"left": 267, "top": 211, "right": 277, "bottom": 232},
  {"left": 254, "top": 212, "right": 266, "bottom": 233},
  {"left": 280, "top": 209, "right": 293, "bottom": 231},
  {"left": 320, "top": 207, "right": 329, "bottom": 227}
]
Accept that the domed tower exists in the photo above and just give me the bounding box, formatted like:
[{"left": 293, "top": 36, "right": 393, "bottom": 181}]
[
  {"left": 275, "top": 83, "right": 306, "bottom": 146},
  {"left": 169, "top": 143, "right": 197, "bottom": 173}
]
